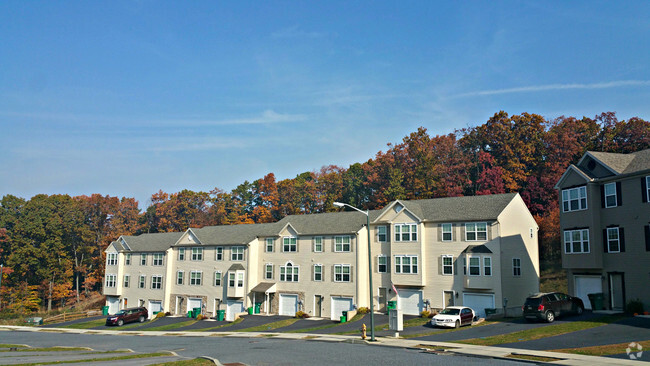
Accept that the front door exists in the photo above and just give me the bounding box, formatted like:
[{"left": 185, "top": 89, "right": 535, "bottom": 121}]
[
  {"left": 444, "top": 291, "right": 454, "bottom": 308},
  {"left": 314, "top": 295, "right": 322, "bottom": 317},
  {"left": 378, "top": 288, "right": 387, "bottom": 312},
  {"left": 609, "top": 273, "right": 625, "bottom": 311}
]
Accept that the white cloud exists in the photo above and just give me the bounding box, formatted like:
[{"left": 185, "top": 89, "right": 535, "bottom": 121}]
[{"left": 452, "top": 80, "right": 650, "bottom": 98}]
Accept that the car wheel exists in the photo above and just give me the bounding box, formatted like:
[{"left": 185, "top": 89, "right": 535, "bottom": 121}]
[
  {"left": 545, "top": 311, "right": 555, "bottom": 323},
  {"left": 139, "top": 315, "right": 145, "bottom": 323},
  {"left": 454, "top": 320, "right": 460, "bottom": 328},
  {"left": 117, "top": 319, "right": 124, "bottom": 327}
]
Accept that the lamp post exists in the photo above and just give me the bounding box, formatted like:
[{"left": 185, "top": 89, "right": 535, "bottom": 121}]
[{"left": 333, "top": 202, "right": 375, "bottom": 341}]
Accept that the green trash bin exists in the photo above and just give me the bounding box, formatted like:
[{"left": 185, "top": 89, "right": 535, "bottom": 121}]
[
  {"left": 341, "top": 311, "right": 348, "bottom": 322},
  {"left": 247, "top": 307, "right": 254, "bottom": 315},
  {"left": 340, "top": 315, "right": 346, "bottom": 323},
  {"left": 102, "top": 306, "right": 109, "bottom": 316},
  {"left": 217, "top": 310, "right": 225, "bottom": 321},
  {"left": 588, "top": 293, "right": 604, "bottom": 310},
  {"left": 193, "top": 307, "right": 201, "bottom": 318},
  {"left": 254, "top": 303, "right": 261, "bottom": 314},
  {"left": 187, "top": 311, "right": 193, "bottom": 318}
]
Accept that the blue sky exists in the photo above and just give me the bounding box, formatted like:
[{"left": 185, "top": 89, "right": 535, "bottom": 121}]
[{"left": 1, "top": 1, "right": 649, "bottom": 208}]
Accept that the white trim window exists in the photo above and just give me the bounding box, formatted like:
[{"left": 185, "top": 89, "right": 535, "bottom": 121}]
[
  {"left": 231, "top": 246, "right": 244, "bottom": 261},
  {"left": 394, "top": 255, "right": 418, "bottom": 274},
  {"left": 178, "top": 248, "right": 185, "bottom": 261},
  {"left": 215, "top": 246, "right": 223, "bottom": 261},
  {"left": 468, "top": 257, "right": 481, "bottom": 276},
  {"left": 394, "top": 223, "right": 417, "bottom": 242},
  {"left": 106, "top": 253, "right": 117, "bottom": 266},
  {"left": 152, "top": 253, "right": 164, "bottom": 266},
  {"left": 512, "top": 258, "right": 521, "bottom": 277},
  {"left": 125, "top": 253, "right": 131, "bottom": 265},
  {"left": 377, "top": 226, "right": 387, "bottom": 242},
  {"left": 314, "top": 264, "right": 323, "bottom": 281},
  {"left": 138, "top": 275, "right": 146, "bottom": 289},
  {"left": 606, "top": 227, "right": 620, "bottom": 253},
  {"left": 562, "top": 186, "right": 587, "bottom": 212},
  {"left": 228, "top": 273, "right": 236, "bottom": 287},
  {"left": 214, "top": 271, "right": 222, "bottom": 286},
  {"left": 265, "top": 238, "right": 274, "bottom": 252},
  {"left": 564, "top": 229, "right": 590, "bottom": 254},
  {"left": 442, "top": 255, "right": 453, "bottom": 275},
  {"left": 151, "top": 275, "right": 162, "bottom": 289},
  {"left": 105, "top": 274, "right": 116, "bottom": 288},
  {"left": 140, "top": 254, "right": 147, "bottom": 266},
  {"left": 280, "top": 262, "right": 299, "bottom": 282},
  {"left": 646, "top": 176, "right": 650, "bottom": 202},
  {"left": 123, "top": 275, "right": 130, "bottom": 288},
  {"left": 334, "top": 264, "right": 351, "bottom": 282},
  {"left": 191, "top": 247, "right": 203, "bottom": 261},
  {"left": 442, "top": 223, "right": 453, "bottom": 241},
  {"left": 335, "top": 236, "right": 351, "bottom": 252},
  {"left": 177, "top": 270, "right": 184, "bottom": 285},
  {"left": 313, "top": 236, "right": 323, "bottom": 252},
  {"left": 283, "top": 237, "right": 297, "bottom": 252},
  {"left": 465, "top": 223, "right": 487, "bottom": 241},
  {"left": 190, "top": 271, "right": 202, "bottom": 285},
  {"left": 604, "top": 183, "right": 617, "bottom": 208},
  {"left": 484, "top": 257, "right": 492, "bottom": 276},
  {"left": 265, "top": 263, "right": 273, "bottom": 280},
  {"left": 378, "top": 255, "right": 387, "bottom": 273},
  {"left": 237, "top": 273, "right": 244, "bottom": 288}
]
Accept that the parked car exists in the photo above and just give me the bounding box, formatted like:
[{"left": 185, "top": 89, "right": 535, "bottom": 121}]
[
  {"left": 522, "top": 292, "right": 584, "bottom": 323},
  {"left": 431, "top": 306, "right": 475, "bottom": 328},
  {"left": 106, "top": 307, "right": 148, "bottom": 326}
]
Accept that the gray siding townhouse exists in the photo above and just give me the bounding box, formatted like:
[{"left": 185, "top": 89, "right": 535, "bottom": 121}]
[
  {"left": 556, "top": 148, "right": 650, "bottom": 311},
  {"left": 104, "top": 193, "right": 539, "bottom": 320}
]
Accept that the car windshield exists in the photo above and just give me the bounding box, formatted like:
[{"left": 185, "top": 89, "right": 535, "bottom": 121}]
[
  {"left": 115, "top": 310, "right": 127, "bottom": 316},
  {"left": 439, "top": 308, "right": 460, "bottom": 315}
]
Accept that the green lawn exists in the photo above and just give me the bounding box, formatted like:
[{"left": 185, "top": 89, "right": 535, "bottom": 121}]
[
  {"left": 59, "top": 319, "right": 107, "bottom": 329},
  {"left": 550, "top": 339, "right": 650, "bottom": 357},
  {"left": 235, "top": 318, "right": 299, "bottom": 332},
  {"left": 141, "top": 320, "right": 197, "bottom": 331}
]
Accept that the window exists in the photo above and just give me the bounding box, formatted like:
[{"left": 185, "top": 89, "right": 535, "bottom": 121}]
[
  {"left": 152, "top": 253, "right": 164, "bottom": 266},
  {"left": 123, "top": 275, "right": 130, "bottom": 288},
  {"left": 395, "top": 255, "right": 418, "bottom": 274},
  {"left": 214, "top": 271, "right": 222, "bottom": 286},
  {"left": 151, "top": 275, "right": 162, "bottom": 289},
  {"left": 264, "top": 264, "right": 273, "bottom": 280},
  {"left": 646, "top": 176, "right": 650, "bottom": 202},
  {"left": 265, "top": 238, "right": 274, "bottom": 252},
  {"left": 237, "top": 272, "right": 244, "bottom": 288},
  {"left": 465, "top": 223, "right": 487, "bottom": 241},
  {"left": 484, "top": 257, "right": 492, "bottom": 276},
  {"left": 604, "top": 183, "right": 617, "bottom": 208},
  {"left": 178, "top": 248, "right": 185, "bottom": 261},
  {"left": 606, "top": 227, "right": 621, "bottom": 253},
  {"left": 140, "top": 254, "right": 147, "bottom": 266},
  {"left": 335, "top": 236, "right": 351, "bottom": 252},
  {"left": 377, "top": 226, "right": 387, "bottom": 242},
  {"left": 231, "top": 246, "right": 244, "bottom": 261},
  {"left": 562, "top": 186, "right": 587, "bottom": 212},
  {"left": 177, "top": 271, "right": 184, "bottom": 285},
  {"left": 394, "top": 223, "right": 417, "bottom": 241},
  {"left": 314, "top": 264, "right": 323, "bottom": 281},
  {"left": 530, "top": 228, "right": 534, "bottom": 239},
  {"left": 125, "top": 253, "right": 131, "bottom": 265},
  {"left": 106, "top": 253, "right": 117, "bottom": 266},
  {"left": 441, "top": 224, "right": 452, "bottom": 241},
  {"left": 280, "top": 262, "right": 299, "bottom": 282},
  {"left": 191, "top": 247, "right": 203, "bottom": 261},
  {"left": 334, "top": 264, "right": 351, "bottom": 282},
  {"left": 138, "top": 275, "right": 146, "bottom": 288},
  {"left": 215, "top": 246, "right": 223, "bottom": 261},
  {"left": 313, "top": 237, "right": 323, "bottom": 252},
  {"left": 283, "top": 237, "right": 297, "bottom": 252},
  {"left": 468, "top": 257, "right": 480, "bottom": 276},
  {"left": 105, "top": 274, "right": 116, "bottom": 288},
  {"left": 442, "top": 255, "right": 453, "bottom": 275},
  {"left": 190, "top": 271, "right": 202, "bottom": 285},
  {"left": 378, "top": 255, "right": 387, "bottom": 273},
  {"left": 228, "top": 273, "right": 236, "bottom": 287},
  {"left": 512, "top": 258, "right": 521, "bottom": 276},
  {"left": 564, "top": 229, "right": 590, "bottom": 254}
]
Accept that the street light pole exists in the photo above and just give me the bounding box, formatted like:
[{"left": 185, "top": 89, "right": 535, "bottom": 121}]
[{"left": 334, "top": 202, "right": 375, "bottom": 341}]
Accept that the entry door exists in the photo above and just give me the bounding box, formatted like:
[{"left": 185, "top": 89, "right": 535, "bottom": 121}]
[
  {"left": 609, "top": 273, "right": 625, "bottom": 311},
  {"left": 314, "top": 295, "right": 322, "bottom": 317},
  {"left": 378, "top": 288, "right": 387, "bottom": 312},
  {"left": 444, "top": 291, "right": 454, "bottom": 308}
]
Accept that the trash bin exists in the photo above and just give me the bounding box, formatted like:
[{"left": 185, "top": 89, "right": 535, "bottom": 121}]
[
  {"left": 217, "top": 310, "right": 225, "bottom": 321},
  {"left": 247, "top": 307, "right": 254, "bottom": 315},
  {"left": 340, "top": 315, "right": 346, "bottom": 323},
  {"left": 187, "top": 311, "right": 193, "bottom": 318},
  {"left": 387, "top": 301, "right": 397, "bottom": 314},
  {"left": 102, "top": 306, "right": 109, "bottom": 316},
  {"left": 254, "top": 303, "right": 261, "bottom": 314},
  {"left": 193, "top": 307, "right": 201, "bottom": 318},
  {"left": 588, "top": 293, "right": 604, "bottom": 310},
  {"left": 341, "top": 311, "right": 348, "bottom": 322}
]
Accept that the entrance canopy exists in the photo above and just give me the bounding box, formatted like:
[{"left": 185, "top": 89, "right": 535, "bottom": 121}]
[{"left": 251, "top": 282, "right": 276, "bottom": 293}]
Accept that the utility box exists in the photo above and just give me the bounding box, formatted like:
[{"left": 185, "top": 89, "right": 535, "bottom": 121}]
[{"left": 389, "top": 309, "right": 403, "bottom": 331}]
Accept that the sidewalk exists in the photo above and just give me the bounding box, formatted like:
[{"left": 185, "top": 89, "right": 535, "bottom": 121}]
[{"left": 1, "top": 325, "right": 645, "bottom": 365}]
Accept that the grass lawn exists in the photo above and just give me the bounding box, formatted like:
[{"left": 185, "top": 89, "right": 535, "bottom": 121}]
[
  {"left": 235, "top": 318, "right": 299, "bottom": 332},
  {"left": 550, "top": 339, "right": 650, "bottom": 357},
  {"left": 152, "top": 358, "right": 215, "bottom": 366},
  {"left": 59, "top": 319, "right": 107, "bottom": 329},
  {"left": 0, "top": 346, "right": 93, "bottom": 352},
  {"left": 141, "top": 320, "right": 198, "bottom": 331},
  {"left": 454, "top": 315, "right": 625, "bottom": 346},
  {"left": 287, "top": 314, "right": 365, "bottom": 333}
]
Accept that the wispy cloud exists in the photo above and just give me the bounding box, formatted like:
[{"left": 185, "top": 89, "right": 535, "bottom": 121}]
[
  {"left": 452, "top": 80, "right": 650, "bottom": 98},
  {"left": 271, "top": 25, "right": 331, "bottom": 39}
]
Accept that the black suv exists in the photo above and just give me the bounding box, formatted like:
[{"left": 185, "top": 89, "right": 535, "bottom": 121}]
[
  {"left": 522, "top": 292, "right": 584, "bottom": 323},
  {"left": 106, "top": 307, "right": 148, "bottom": 326}
]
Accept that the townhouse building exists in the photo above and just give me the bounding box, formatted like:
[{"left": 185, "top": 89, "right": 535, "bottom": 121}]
[
  {"left": 556, "top": 148, "right": 650, "bottom": 311},
  {"left": 104, "top": 193, "right": 539, "bottom": 320}
]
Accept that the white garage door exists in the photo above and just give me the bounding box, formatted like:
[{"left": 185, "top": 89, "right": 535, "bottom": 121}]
[
  {"left": 575, "top": 276, "right": 602, "bottom": 310},
  {"left": 331, "top": 297, "right": 354, "bottom": 320},
  {"left": 279, "top": 294, "right": 298, "bottom": 316},
  {"left": 463, "top": 293, "right": 495, "bottom": 318},
  {"left": 226, "top": 300, "right": 244, "bottom": 321},
  {"left": 398, "top": 289, "right": 423, "bottom": 315},
  {"left": 187, "top": 298, "right": 202, "bottom": 312},
  {"left": 106, "top": 297, "right": 120, "bottom": 315},
  {"left": 148, "top": 300, "right": 162, "bottom": 319}
]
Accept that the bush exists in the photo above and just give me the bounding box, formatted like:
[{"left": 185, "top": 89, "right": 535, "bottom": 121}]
[
  {"left": 357, "top": 307, "right": 370, "bottom": 314},
  {"left": 295, "top": 311, "right": 310, "bottom": 319},
  {"left": 626, "top": 299, "right": 644, "bottom": 314},
  {"left": 165, "top": 312, "right": 171, "bottom": 316},
  {"left": 155, "top": 312, "right": 166, "bottom": 318},
  {"left": 420, "top": 310, "right": 434, "bottom": 318}
]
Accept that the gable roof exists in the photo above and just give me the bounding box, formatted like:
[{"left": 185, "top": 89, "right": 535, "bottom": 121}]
[
  {"left": 276, "top": 211, "right": 369, "bottom": 235},
  {"left": 184, "top": 222, "right": 282, "bottom": 245},
  {"left": 582, "top": 149, "right": 650, "bottom": 175},
  {"left": 116, "top": 232, "right": 184, "bottom": 252}
]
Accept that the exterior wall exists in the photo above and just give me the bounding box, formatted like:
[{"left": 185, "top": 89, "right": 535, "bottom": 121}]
[
  {"left": 387, "top": 209, "right": 424, "bottom": 287},
  {"left": 118, "top": 251, "right": 168, "bottom": 312},
  {"left": 103, "top": 245, "right": 122, "bottom": 297}
]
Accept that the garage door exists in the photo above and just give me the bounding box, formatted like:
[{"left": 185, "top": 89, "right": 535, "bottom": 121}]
[
  {"left": 148, "top": 300, "right": 162, "bottom": 319},
  {"left": 575, "top": 276, "right": 602, "bottom": 310},
  {"left": 187, "top": 298, "right": 202, "bottom": 312},
  {"left": 398, "top": 289, "right": 423, "bottom": 315},
  {"left": 226, "top": 300, "right": 244, "bottom": 321},
  {"left": 106, "top": 296, "right": 120, "bottom": 315},
  {"left": 279, "top": 294, "right": 298, "bottom": 316},
  {"left": 331, "top": 297, "right": 354, "bottom": 320},
  {"left": 463, "top": 293, "right": 494, "bottom": 318}
]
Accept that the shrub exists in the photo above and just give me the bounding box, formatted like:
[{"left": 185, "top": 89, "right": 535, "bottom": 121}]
[
  {"left": 295, "top": 311, "right": 310, "bottom": 319},
  {"left": 165, "top": 312, "right": 171, "bottom": 316},
  {"left": 196, "top": 314, "right": 204, "bottom": 320},
  {"left": 357, "top": 307, "right": 370, "bottom": 314},
  {"left": 155, "top": 312, "right": 166, "bottom": 318},
  {"left": 420, "top": 310, "right": 434, "bottom": 318},
  {"left": 626, "top": 299, "right": 644, "bottom": 315}
]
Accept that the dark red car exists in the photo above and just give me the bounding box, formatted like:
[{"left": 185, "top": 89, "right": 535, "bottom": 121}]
[
  {"left": 523, "top": 292, "right": 584, "bottom": 323},
  {"left": 105, "top": 307, "right": 148, "bottom": 326}
]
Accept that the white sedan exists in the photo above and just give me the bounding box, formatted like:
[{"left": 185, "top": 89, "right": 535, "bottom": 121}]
[{"left": 431, "top": 306, "right": 475, "bottom": 328}]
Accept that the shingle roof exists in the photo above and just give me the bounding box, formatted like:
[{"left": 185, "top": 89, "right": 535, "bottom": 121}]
[
  {"left": 276, "top": 211, "right": 369, "bottom": 235},
  {"left": 187, "top": 222, "right": 282, "bottom": 245},
  {"left": 588, "top": 149, "right": 650, "bottom": 175},
  {"left": 120, "top": 232, "right": 184, "bottom": 252}
]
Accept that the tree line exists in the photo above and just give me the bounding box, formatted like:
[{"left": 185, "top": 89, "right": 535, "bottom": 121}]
[{"left": 1, "top": 111, "right": 648, "bottom": 314}]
